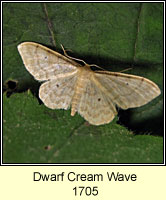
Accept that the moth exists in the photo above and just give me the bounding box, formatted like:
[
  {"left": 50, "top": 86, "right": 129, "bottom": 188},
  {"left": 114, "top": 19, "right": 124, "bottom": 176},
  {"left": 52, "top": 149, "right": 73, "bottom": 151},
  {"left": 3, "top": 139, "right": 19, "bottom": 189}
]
[{"left": 17, "top": 42, "right": 161, "bottom": 125}]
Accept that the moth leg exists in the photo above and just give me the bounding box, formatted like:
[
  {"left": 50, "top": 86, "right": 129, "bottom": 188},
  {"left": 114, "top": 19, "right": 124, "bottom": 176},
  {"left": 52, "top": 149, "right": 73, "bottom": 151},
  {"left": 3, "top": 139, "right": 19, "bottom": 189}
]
[{"left": 60, "top": 44, "right": 87, "bottom": 65}]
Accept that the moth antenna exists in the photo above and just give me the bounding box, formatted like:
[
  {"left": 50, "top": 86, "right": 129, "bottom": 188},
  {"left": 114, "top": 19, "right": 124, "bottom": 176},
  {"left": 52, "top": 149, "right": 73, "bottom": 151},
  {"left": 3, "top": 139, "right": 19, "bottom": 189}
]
[{"left": 60, "top": 44, "right": 87, "bottom": 65}]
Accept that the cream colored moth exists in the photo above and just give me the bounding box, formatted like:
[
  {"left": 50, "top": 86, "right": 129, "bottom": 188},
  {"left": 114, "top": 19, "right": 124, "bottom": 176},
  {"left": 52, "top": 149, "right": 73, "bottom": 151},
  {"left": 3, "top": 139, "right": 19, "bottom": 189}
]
[{"left": 17, "top": 42, "right": 161, "bottom": 125}]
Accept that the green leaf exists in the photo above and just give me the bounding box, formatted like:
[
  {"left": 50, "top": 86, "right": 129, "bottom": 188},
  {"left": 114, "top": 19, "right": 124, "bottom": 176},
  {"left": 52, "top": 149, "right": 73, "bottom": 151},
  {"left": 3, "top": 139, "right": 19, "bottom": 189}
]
[
  {"left": 3, "top": 3, "right": 163, "bottom": 163},
  {"left": 3, "top": 93, "right": 163, "bottom": 163}
]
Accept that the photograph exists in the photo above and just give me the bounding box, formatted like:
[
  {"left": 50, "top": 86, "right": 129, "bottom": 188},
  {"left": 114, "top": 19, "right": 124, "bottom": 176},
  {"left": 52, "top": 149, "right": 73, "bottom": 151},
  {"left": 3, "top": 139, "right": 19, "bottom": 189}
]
[{"left": 3, "top": 2, "right": 164, "bottom": 164}]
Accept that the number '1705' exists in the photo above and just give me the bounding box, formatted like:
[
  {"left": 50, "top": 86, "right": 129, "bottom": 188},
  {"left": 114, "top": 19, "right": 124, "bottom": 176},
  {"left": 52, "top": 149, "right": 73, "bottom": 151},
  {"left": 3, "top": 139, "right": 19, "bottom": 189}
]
[{"left": 73, "top": 186, "right": 98, "bottom": 196}]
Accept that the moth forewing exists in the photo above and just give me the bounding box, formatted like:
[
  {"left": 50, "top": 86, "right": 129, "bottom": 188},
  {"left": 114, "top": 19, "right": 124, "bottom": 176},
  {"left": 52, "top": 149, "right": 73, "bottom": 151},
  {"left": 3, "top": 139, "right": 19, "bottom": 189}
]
[
  {"left": 94, "top": 71, "right": 161, "bottom": 110},
  {"left": 17, "top": 42, "right": 79, "bottom": 81}
]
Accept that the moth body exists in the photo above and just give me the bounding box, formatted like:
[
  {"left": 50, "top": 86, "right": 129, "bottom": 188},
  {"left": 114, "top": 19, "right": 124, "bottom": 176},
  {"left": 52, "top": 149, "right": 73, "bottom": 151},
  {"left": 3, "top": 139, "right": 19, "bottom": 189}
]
[{"left": 71, "top": 65, "right": 93, "bottom": 116}]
